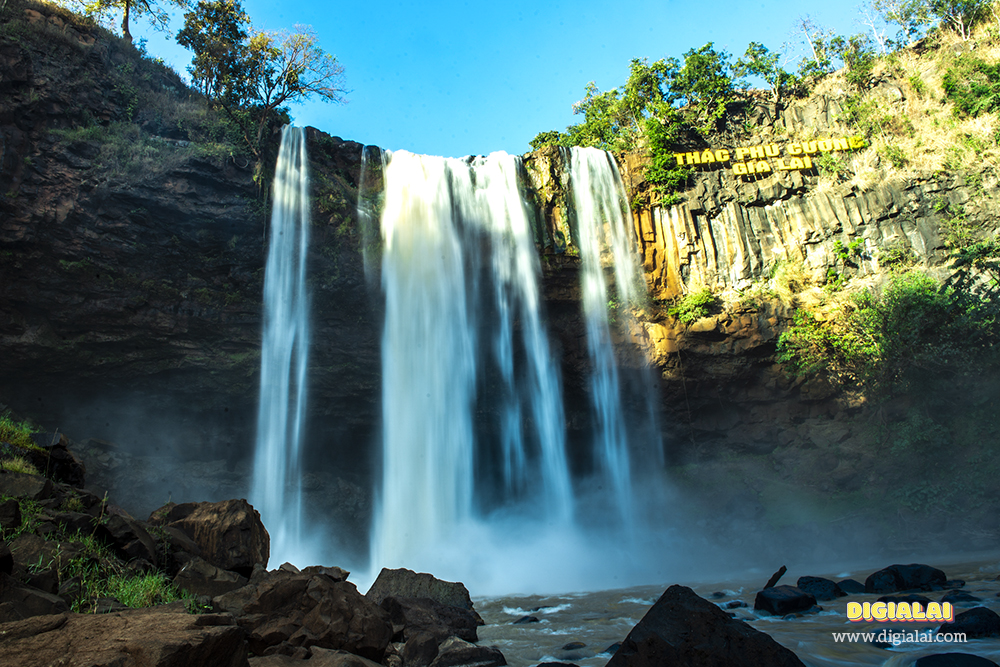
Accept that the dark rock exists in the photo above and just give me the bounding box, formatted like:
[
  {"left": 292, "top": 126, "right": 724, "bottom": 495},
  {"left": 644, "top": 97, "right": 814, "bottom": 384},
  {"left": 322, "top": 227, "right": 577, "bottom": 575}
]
[
  {"left": 428, "top": 636, "right": 506, "bottom": 667},
  {"left": 561, "top": 642, "right": 586, "bottom": 650},
  {"left": 25, "top": 566, "right": 58, "bottom": 595},
  {"left": 366, "top": 567, "right": 477, "bottom": 612},
  {"left": 49, "top": 510, "right": 94, "bottom": 535},
  {"left": 607, "top": 585, "right": 806, "bottom": 667},
  {"left": 173, "top": 556, "right": 249, "bottom": 599},
  {"left": 865, "top": 564, "right": 947, "bottom": 594},
  {"left": 915, "top": 653, "right": 1000, "bottom": 666},
  {"left": 0, "top": 542, "right": 11, "bottom": 575},
  {"left": 0, "top": 498, "right": 21, "bottom": 533},
  {"left": 0, "top": 572, "right": 69, "bottom": 622},
  {"left": 945, "top": 580, "right": 966, "bottom": 589},
  {"left": 939, "top": 607, "right": 1000, "bottom": 638},
  {"left": 308, "top": 647, "right": 388, "bottom": 667},
  {"left": 754, "top": 585, "right": 817, "bottom": 615},
  {"left": 214, "top": 567, "right": 392, "bottom": 661},
  {"left": 942, "top": 590, "right": 981, "bottom": 604},
  {"left": 380, "top": 595, "right": 480, "bottom": 642},
  {"left": 837, "top": 578, "right": 866, "bottom": 594},
  {"left": 0, "top": 472, "right": 53, "bottom": 501},
  {"left": 95, "top": 512, "right": 158, "bottom": 566},
  {"left": 403, "top": 632, "right": 441, "bottom": 667},
  {"left": 602, "top": 643, "right": 622, "bottom": 655},
  {"left": 29, "top": 432, "right": 86, "bottom": 487},
  {"left": 513, "top": 615, "right": 539, "bottom": 624},
  {"left": 149, "top": 499, "right": 269, "bottom": 577},
  {"left": 536, "top": 664, "right": 580, "bottom": 667},
  {"left": 796, "top": 576, "right": 845, "bottom": 601},
  {"left": 0, "top": 604, "right": 248, "bottom": 666},
  {"left": 723, "top": 599, "right": 747, "bottom": 609}
]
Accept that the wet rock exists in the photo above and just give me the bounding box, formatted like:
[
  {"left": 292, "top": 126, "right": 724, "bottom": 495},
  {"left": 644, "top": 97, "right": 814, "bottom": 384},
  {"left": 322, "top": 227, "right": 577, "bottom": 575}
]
[
  {"left": 513, "top": 615, "right": 539, "bottom": 624},
  {"left": 723, "top": 599, "right": 747, "bottom": 609},
  {"left": 366, "top": 567, "right": 477, "bottom": 613},
  {"left": 0, "top": 498, "right": 21, "bottom": 533},
  {"left": 561, "top": 642, "right": 586, "bottom": 650},
  {"left": 865, "top": 564, "right": 946, "bottom": 594},
  {"left": 836, "top": 579, "right": 866, "bottom": 594},
  {"left": 428, "top": 636, "right": 506, "bottom": 667},
  {"left": 942, "top": 590, "right": 981, "bottom": 604},
  {"left": 939, "top": 607, "right": 1000, "bottom": 638},
  {"left": 0, "top": 472, "right": 54, "bottom": 501},
  {"left": 173, "top": 556, "right": 248, "bottom": 599},
  {"left": 608, "top": 585, "right": 806, "bottom": 666},
  {"left": 796, "top": 576, "right": 845, "bottom": 601},
  {"left": 0, "top": 604, "right": 248, "bottom": 666},
  {"left": 915, "top": 653, "right": 1000, "bottom": 666},
  {"left": 214, "top": 566, "right": 392, "bottom": 661},
  {"left": 95, "top": 512, "right": 158, "bottom": 566},
  {"left": 380, "top": 595, "right": 480, "bottom": 642},
  {"left": 0, "top": 542, "right": 11, "bottom": 575},
  {"left": 754, "top": 585, "right": 817, "bottom": 616},
  {"left": 29, "top": 432, "right": 86, "bottom": 487},
  {"left": 149, "top": 499, "right": 269, "bottom": 576},
  {"left": 0, "top": 572, "right": 69, "bottom": 622}
]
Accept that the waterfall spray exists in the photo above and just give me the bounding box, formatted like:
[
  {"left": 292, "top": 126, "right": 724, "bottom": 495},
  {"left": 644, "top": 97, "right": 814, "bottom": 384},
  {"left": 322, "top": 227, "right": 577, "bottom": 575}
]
[{"left": 251, "top": 126, "right": 311, "bottom": 565}]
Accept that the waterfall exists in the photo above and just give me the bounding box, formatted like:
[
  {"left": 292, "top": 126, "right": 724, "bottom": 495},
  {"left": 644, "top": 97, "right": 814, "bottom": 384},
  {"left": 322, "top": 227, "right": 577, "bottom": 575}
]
[
  {"left": 372, "top": 150, "right": 574, "bottom": 574},
  {"left": 251, "top": 126, "right": 311, "bottom": 565},
  {"left": 568, "top": 146, "right": 644, "bottom": 524}
]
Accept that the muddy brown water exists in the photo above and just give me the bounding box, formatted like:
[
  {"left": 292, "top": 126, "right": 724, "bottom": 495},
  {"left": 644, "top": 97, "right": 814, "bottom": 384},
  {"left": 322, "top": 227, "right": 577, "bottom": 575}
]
[{"left": 475, "top": 554, "right": 1000, "bottom": 667}]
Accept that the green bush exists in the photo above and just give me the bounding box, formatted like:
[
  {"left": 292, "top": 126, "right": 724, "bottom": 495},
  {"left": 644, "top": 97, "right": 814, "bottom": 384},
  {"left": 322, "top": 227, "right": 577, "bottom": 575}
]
[
  {"left": 943, "top": 55, "right": 1000, "bottom": 118},
  {"left": 778, "top": 271, "right": 999, "bottom": 396},
  {"left": 668, "top": 288, "right": 717, "bottom": 324}
]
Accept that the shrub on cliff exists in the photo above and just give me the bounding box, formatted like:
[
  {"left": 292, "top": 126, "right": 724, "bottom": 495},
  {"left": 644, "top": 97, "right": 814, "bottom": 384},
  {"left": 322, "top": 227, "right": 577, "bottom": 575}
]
[{"left": 777, "top": 270, "right": 999, "bottom": 395}]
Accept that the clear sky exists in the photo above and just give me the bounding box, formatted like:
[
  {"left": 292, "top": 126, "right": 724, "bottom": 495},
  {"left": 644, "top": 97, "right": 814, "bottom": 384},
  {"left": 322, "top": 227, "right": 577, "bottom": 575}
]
[{"left": 131, "top": 0, "right": 884, "bottom": 158}]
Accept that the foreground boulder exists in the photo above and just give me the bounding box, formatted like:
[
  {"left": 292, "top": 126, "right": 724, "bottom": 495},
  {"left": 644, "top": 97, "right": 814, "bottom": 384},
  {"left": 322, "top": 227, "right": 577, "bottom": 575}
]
[
  {"left": 754, "top": 585, "right": 817, "bottom": 615},
  {"left": 381, "top": 595, "right": 481, "bottom": 642},
  {"left": 366, "top": 568, "right": 477, "bottom": 613},
  {"left": 939, "top": 607, "right": 1000, "bottom": 638},
  {"left": 149, "top": 499, "right": 269, "bottom": 576},
  {"left": 865, "top": 564, "right": 947, "bottom": 594},
  {"left": 0, "top": 604, "right": 248, "bottom": 667},
  {"left": 796, "top": 576, "right": 845, "bottom": 601},
  {"left": 214, "top": 565, "right": 392, "bottom": 660},
  {"left": 607, "top": 585, "right": 806, "bottom": 666}
]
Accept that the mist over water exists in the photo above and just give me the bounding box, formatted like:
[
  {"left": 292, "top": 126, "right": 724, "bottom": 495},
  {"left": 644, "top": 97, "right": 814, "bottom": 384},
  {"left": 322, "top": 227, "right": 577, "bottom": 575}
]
[{"left": 251, "top": 126, "right": 313, "bottom": 567}]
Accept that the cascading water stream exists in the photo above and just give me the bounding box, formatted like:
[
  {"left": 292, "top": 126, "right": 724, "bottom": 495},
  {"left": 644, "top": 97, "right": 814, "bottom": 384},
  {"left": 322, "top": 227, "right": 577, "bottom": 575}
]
[
  {"left": 372, "top": 151, "right": 574, "bottom": 577},
  {"left": 568, "top": 146, "right": 644, "bottom": 525},
  {"left": 251, "top": 126, "right": 311, "bottom": 565}
]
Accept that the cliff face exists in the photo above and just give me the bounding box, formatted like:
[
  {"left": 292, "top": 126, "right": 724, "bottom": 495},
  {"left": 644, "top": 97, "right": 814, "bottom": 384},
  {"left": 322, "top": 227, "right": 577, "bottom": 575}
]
[{"left": 0, "top": 3, "right": 379, "bottom": 492}]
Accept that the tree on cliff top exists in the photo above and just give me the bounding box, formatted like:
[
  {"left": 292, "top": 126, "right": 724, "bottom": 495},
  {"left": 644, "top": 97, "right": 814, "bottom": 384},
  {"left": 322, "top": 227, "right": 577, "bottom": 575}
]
[
  {"left": 177, "top": 0, "right": 346, "bottom": 157},
  {"left": 73, "top": 0, "right": 188, "bottom": 43}
]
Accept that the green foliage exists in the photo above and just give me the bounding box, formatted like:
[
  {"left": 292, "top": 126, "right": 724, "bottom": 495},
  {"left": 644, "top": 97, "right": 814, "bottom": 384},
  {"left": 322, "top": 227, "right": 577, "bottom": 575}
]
[
  {"left": 778, "top": 271, "right": 999, "bottom": 396},
  {"left": 177, "top": 0, "right": 346, "bottom": 155},
  {"left": 672, "top": 43, "right": 737, "bottom": 137},
  {"left": 874, "top": 0, "right": 991, "bottom": 42},
  {"left": 529, "top": 130, "right": 563, "bottom": 151},
  {"left": 815, "top": 151, "right": 851, "bottom": 178},
  {"left": 70, "top": 0, "right": 187, "bottom": 43},
  {"left": 908, "top": 74, "right": 928, "bottom": 97},
  {"left": 0, "top": 413, "right": 38, "bottom": 450},
  {"left": 832, "top": 34, "right": 877, "bottom": 92},
  {"left": 734, "top": 41, "right": 799, "bottom": 103},
  {"left": 880, "top": 143, "right": 908, "bottom": 168},
  {"left": 943, "top": 55, "right": 1000, "bottom": 117},
  {"left": 668, "top": 288, "right": 718, "bottom": 324},
  {"left": 879, "top": 243, "right": 917, "bottom": 270},
  {"left": 1, "top": 456, "right": 40, "bottom": 475}
]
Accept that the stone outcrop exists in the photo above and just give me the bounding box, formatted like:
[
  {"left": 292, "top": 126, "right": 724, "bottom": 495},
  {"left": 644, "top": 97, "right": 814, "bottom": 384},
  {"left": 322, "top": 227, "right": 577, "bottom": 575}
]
[
  {"left": 148, "top": 499, "right": 269, "bottom": 576},
  {"left": 606, "top": 584, "right": 806, "bottom": 666},
  {"left": 0, "top": 605, "right": 249, "bottom": 667}
]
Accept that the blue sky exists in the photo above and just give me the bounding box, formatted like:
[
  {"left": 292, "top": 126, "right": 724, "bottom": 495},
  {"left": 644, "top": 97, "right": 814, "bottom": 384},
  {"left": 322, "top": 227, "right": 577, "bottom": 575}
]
[{"left": 132, "top": 0, "right": 882, "bottom": 158}]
